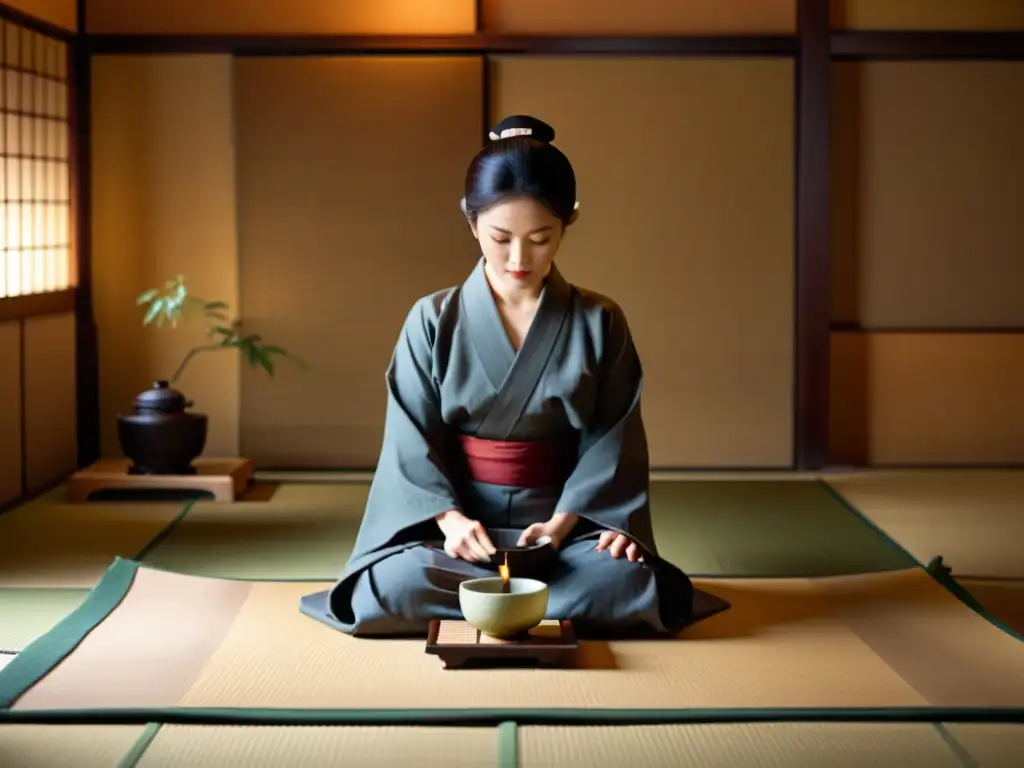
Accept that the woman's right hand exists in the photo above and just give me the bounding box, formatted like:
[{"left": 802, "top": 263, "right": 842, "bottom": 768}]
[{"left": 434, "top": 509, "right": 496, "bottom": 563}]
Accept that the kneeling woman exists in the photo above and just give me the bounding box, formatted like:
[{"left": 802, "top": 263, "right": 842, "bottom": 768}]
[{"left": 304, "top": 115, "right": 701, "bottom": 638}]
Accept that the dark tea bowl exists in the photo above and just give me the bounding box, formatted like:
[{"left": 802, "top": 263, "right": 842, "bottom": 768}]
[{"left": 485, "top": 527, "right": 558, "bottom": 580}]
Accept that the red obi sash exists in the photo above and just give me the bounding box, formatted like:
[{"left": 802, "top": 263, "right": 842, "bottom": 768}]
[{"left": 456, "top": 434, "right": 579, "bottom": 488}]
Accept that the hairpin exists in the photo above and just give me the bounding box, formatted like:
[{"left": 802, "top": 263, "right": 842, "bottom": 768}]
[{"left": 488, "top": 127, "right": 534, "bottom": 141}]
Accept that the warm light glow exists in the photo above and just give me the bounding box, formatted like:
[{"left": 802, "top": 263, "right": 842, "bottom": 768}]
[
  {"left": 499, "top": 554, "right": 510, "bottom": 586},
  {"left": 0, "top": 20, "right": 72, "bottom": 299}
]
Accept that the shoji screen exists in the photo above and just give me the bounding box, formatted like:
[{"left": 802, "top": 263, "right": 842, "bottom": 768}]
[
  {"left": 829, "top": 62, "right": 1024, "bottom": 465},
  {"left": 491, "top": 57, "right": 795, "bottom": 468},
  {"left": 0, "top": 17, "right": 75, "bottom": 502},
  {"left": 1, "top": 23, "right": 71, "bottom": 299},
  {"left": 233, "top": 57, "right": 482, "bottom": 468}
]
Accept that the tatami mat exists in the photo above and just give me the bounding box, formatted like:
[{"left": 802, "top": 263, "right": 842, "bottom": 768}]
[
  {"left": 0, "top": 589, "right": 88, "bottom": 652},
  {"left": 0, "top": 724, "right": 145, "bottom": 768},
  {"left": 649, "top": 480, "right": 912, "bottom": 576},
  {"left": 826, "top": 471, "right": 1024, "bottom": 578},
  {"left": 139, "top": 485, "right": 368, "bottom": 579},
  {"left": 134, "top": 725, "right": 498, "bottom": 767},
  {"left": 945, "top": 724, "right": 1024, "bottom": 767},
  {"left": 0, "top": 500, "right": 185, "bottom": 588},
  {"left": 959, "top": 578, "right": 1024, "bottom": 638},
  {"left": 5, "top": 561, "right": 1024, "bottom": 714},
  {"left": 518, "top": 723, "right": 967, "bottom": 767},
  {"left": 238, "top": 482, "right": 371, "bottom": 509},
  {"left": 139, "top": 480, "right": 914, "bottom": 580}
]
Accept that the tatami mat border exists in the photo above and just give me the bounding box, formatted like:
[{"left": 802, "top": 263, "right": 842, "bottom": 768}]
[
  {"left": 118, "top": 722, "right": 162, "bottom": 768},
  {"left": 821, "top": 479, "right": 1024, "bottom": 645},
  {"left": 816, "top": 480, "right": 926, "bottom": 566},
  {"left": 497, "top": 721, "right": 518, "bottom": 768},
  {"left": 2, "top": 704, "right": 1023, "bottom": 727},
  {"left": 3, "top": 558, "right": 1024, "bottom": 728},
  {"left": 925, "top": 557, "right": 1024, "bottom": 645},
  {"left": 131, "top": 499, "right": 200, "bottom": 561},
  {"left": 0, "top": 558, "right": 136, "bottom": 708},
  {"left": 0, "top": 497, "right": 194, "bottom": 653}
]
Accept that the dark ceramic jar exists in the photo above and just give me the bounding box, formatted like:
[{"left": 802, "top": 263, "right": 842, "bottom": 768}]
[{"left": 116, "top": 380, "right": 208, "bottom": 475}]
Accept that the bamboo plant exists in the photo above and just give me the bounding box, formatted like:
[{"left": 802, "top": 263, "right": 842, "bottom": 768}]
[{"left": 136, "top": 275, "right": 306, "bottom": 385}]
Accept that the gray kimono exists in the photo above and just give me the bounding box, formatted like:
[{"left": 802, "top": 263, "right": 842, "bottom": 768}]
[{"left": 300, "top": 259, "right": 729, "bottom": 637}]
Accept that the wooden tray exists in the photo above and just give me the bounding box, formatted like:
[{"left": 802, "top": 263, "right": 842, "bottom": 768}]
[{"left": 425, "top": 619, "right": 577, "bottom": 669}]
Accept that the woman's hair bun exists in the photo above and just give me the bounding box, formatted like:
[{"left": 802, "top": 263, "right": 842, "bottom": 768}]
[
  {"left": 487, "top": 115, "right": 556, "bottom": 144},
  {"left": 465, "top": 114, "right": 576, "bottom": 224}
]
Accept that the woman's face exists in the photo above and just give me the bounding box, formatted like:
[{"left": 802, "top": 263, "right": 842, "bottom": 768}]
[{"left": 469, "top": 196, "right": 572, "bottom": 295}]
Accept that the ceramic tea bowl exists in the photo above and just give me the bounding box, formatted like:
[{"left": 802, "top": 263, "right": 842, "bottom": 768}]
[{"left": 458, "top": 577, "right": 549, "bottom": 638}]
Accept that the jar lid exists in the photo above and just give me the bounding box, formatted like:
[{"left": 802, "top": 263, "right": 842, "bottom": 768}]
[{"left": 134, "top": 380, "right": 188, "bottom": 413}]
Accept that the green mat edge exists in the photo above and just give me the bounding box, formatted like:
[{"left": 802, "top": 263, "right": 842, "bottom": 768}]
[
  {"left": 1, "top": 704, "right": 1023, "bottom": 726},
  {"left": 497, "top": 721, "right": 518, "bottom": 768},
  {"left": 0, "top": 557, "right": 138, "bottom": 709},
  {"left": 932, "top": 722, "right": 982, "bottom": 768},
  {"left": 4, "top": 556, "right": 1024, "bottom": 722},
  {"left": 821, "top": 479, "right": 1024, "bottom": 646},
  {"left": 924, "top": 556, "right": 1024, "bottom": 645},
  {"left": 133, "top": 498, "right": 200, "bottom": 561},
  {"left": 117, "top": 722, "right": 163, "bottom": 768},
  {"left": 0, "top": 588, "right": 92, "bottom": 655},
  {"left": 816, "top": 480, "right": 927, "bottom": 568},
  {"left": 0, "top": 497, "right": 196, "bottom": 655}
]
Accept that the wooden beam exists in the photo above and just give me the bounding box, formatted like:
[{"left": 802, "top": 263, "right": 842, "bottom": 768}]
[
  {"left": 476, "top": 1, "right": 492, "bottom": 144},
  {"left": 0, "top": 1, "right": 74, "bottom": 40},
  {"left": 84, "top": 33, "right": 798, "bottom": 57},
  {"left": 0, "top": 289, "right": 76, "bottom": 323},
  {"left": 72, "top": 0, "right": 101, "bottom": 469},
  {"left": 793, "top": 0, "right": 832, "bottom": 470},
  {"left": 832, "top": 31, "right": 1024, "bottom": 60},
  {"left": 832, "top": 324, "right": 1024, "bottom": 334}
]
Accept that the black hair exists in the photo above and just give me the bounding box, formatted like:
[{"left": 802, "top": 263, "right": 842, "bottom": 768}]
[{"left": 462, "top": 115, "right": 577, "bottom": 226}]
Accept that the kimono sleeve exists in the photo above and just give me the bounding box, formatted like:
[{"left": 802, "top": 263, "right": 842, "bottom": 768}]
[
  {"left": 554, "top": 302, "right": 657, "bottom": 551},
  {"left": 357, "top": 296, "right": 463, "bottom": 551}
]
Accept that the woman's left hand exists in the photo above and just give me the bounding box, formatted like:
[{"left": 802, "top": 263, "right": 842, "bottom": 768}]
[
  {"left": 595, "top": 530, "right": 644, "bottom": 563},
  {"left": 517, "top": 512, "right": 579, "bottom": 550}
]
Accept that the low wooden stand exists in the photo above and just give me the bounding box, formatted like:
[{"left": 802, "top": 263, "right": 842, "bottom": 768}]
[
  {"left": 68, "top": 458, "right": 254, "bottom": 503},
  {"left": 425, "top": 619, "right": 577, "bottom": 669}
]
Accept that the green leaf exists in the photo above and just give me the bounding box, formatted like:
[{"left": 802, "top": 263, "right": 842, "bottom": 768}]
[
  {"left": 136, "top": 289, "right": 159, "bottom": 305},
  {"left": 142, "top": 299, "right": 164, "bottom": 326},
  {"left": 205, "top": 301, "right": 229, "bottom": 311},
  {"left": 229, "top": 337, "right": 261, "bottom": 365}
]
